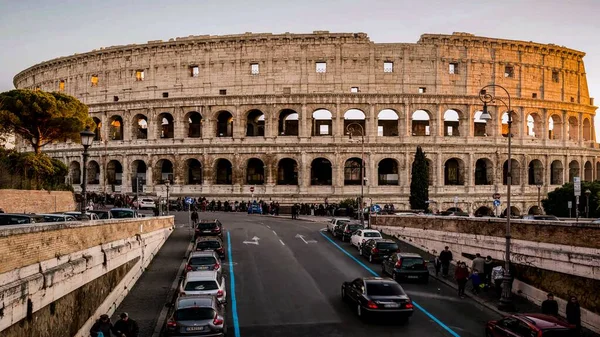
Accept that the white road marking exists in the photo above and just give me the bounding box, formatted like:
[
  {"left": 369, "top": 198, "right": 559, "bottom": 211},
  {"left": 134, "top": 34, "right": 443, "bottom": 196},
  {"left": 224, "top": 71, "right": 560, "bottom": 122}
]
[
  {"left": 266, "top": 225, "right": 271, "bottom": 228},
  {"left": 295, "top": 234, "right": 317, "bottom": 244},
  {"left": 243, "top": 236, "right": 260, "bottom": 245},
  {"left": 272, "top": 230, "right": 277, "bottom": 236},
  {"left": 279, "top": 239, "right": 285, "bottom": 246}
]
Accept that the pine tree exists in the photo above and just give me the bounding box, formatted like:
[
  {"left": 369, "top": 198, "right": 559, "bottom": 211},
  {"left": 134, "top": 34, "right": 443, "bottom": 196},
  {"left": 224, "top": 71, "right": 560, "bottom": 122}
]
[{"left": 410, "top": 146, "right": 429, "bottom": 211}]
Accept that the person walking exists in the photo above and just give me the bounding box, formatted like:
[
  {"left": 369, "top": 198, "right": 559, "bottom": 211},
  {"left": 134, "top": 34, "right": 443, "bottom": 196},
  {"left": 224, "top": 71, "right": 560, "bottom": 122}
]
[
  {"left": 90, "top": 314, "right": 113, "bottom": 337},
  {"left": 566, "top": 296, "right": 581, "bottom": 335},
  {"left": 439, "top": 246, "right": 453, "bottom": 277},
  {"left": 470, "top": 269, "right": 482, "bottom": 295},
  {"left": 541, "top": 293, "right": 559, "bottom": 316},
  {"left": 191, "top": 209, "right": 199, "bottom": 225},
  {"left": 455, "top": 262, "right": 469, "bottom": 298},
  {"left": 484, "top": 256, "right": 494, "bottom": 285},
  {"left": 491, "top": 265, "right": 505, "bottom": 298},
  {"left": 471, "top": 253, "right": 485, "bottom": 278},
  {"left": 434, "top": 256, "right": 442, "bottom": 277},
  {"left": 112, "top": 312, "right": 139, "bottom": 337}
]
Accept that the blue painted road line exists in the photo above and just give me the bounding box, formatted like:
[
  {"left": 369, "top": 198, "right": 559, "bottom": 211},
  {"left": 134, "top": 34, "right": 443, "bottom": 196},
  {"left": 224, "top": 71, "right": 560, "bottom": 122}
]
[
  {"left": 227, "top": 232, "right": 241, "bottom": 337},
  {"left": 319, "top": 232, "right": 461, "bottom": 337}
]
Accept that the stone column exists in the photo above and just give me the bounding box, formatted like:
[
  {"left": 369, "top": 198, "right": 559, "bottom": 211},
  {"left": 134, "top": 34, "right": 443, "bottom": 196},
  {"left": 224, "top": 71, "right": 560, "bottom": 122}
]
[
  {"left": 578, "top": 112, "right": 584, "bottom": 146},
  {"left": 404, "top": 152, "right": 411, "bottom": 188},
  {"left": 467, "top": 153, "right": 474, "bottom": 188},
  {"left": 123, "top": 110, "right": 132, "bottom": 141},
  {"left": 121, "top": 157, "right": 130, "bottom": 193},
  {"left": 463, "top": 105, "right": 472, "bottom": 138},
  {"left": 300, "top": 104, "right": 309, "bottom": 138},
  {"left": 233, "top": 106, "right": 243, "bottom": 139},
  {"left": 561, "top": 110, "right": 568, "bottom": 143},
  {"left": 368, "top": 105, "right": 377, "bottom": 139},
  {"left": 147, "top": 109, "right": 157, "bottom": 140},
  {"left": 175, "top": 107, "right": 185, "bottom": 140},
  {"left": 403, "top": 103, "right": 411, "bottom": 138}
]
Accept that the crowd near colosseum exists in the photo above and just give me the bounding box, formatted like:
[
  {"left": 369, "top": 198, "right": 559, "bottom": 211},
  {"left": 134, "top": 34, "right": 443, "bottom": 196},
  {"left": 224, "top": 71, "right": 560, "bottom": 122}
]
[{"left": 12, "top": 31, "right": 599, "bottom": 215}]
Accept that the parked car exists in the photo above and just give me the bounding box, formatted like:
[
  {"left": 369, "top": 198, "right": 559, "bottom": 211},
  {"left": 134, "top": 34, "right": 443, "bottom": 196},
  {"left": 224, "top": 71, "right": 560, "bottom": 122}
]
[
  {"left": 186, "top": 251, "right": 222, "bottom": 273},
  {"left": 522, "top": 215, "right": 560, "bottom": 221},
  {"left": 381, "top": 252, "right": 429, "bottom": 284},
  {"left": 0, "top": 213, "right": 45, "bottom": 226},
  {"left": 195, "top": 237, "right": 225, "bottom": 260},
  {"left": 247, "top": 203, "right": 262, "bottom": 214},
  {"left": 327, "top": 218, "right": 351, "bottom": 233},
  {"left": 486, "top": 313, "right": 575, "bottom": 337},
  {"left": 109, "top": 208, "right": 140, "bottom": 219},
  {"left": 63, "top": 211, "right": 100, "bottom": 221},
  {"left": 350, "top": 229, "right": 383, "bottom": 249},
  {"left": 169, "top": 200, "right": 182, "bottom": 212},
  {"left": 164, "top": 295, "right": 227, "bottom": 336},
  {"left": 334, "top": 222, "right": 364, "bottom": 242},
  {"left": 37, "top": 214, "right": 77, "bottom": 222},
  {"left": 360, "top": 239, "right": 399, "bottom": 263},
  {"left": 89, "top": 210, "right": 112, "bottom": 219},
  {"left": 180, "top": 270, "right": 227, "bottom": 304},
  {"left": 341, "top": 277, "right": 413, "bottom": 321},
  {"left": 134, "top": 198, "right": 156, "bottom": 210},
  {"left": 194, "top": 220, "right": 224, "bottom": 240}
]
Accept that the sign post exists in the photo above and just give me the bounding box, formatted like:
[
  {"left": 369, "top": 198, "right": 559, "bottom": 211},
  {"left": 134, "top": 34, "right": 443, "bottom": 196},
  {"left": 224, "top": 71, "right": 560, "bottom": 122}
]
[
  {"left": 250, "top": 186, "right": 255, "bottom": 201},
  {"left": 185, "top": 197, "right": 193, "bottom": 228},
  {"left": 574, "top": 177, "right": 581, "bottom": 222},
  {"left": 568, "top": 201, "right": 573, "bottom": 218},
  {"left": 493, "top": 193, "right": 501, "bottom": 217}
]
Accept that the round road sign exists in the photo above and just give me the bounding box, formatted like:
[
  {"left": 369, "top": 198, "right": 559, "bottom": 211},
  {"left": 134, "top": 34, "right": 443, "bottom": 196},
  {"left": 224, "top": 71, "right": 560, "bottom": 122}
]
[{"left": 250, "top": 186, "right": 255, "bottom": 192}]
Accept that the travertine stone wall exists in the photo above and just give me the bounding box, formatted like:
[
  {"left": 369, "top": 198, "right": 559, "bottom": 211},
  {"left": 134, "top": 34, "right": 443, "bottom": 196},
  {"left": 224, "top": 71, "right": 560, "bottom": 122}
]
[{"left": 0, "top": 189, "right": 75, "bottom": 213}]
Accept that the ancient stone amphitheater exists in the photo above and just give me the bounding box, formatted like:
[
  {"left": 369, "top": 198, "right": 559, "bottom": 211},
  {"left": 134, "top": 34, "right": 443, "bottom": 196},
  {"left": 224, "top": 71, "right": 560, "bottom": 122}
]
[{"left": 13, "top": 31, "right": 599, "bottom": 214}]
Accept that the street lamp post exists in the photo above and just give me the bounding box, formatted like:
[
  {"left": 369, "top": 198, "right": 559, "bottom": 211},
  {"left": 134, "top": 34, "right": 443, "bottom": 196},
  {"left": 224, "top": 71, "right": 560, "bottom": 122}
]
[
  {"left": 536, "top": 183, "right": 542, "bottom": 212},
  {"left": 165, "top": 180, "right": 171, "bottom": 216},
  {"left": 346, "top": 122, "right": 366, "bottom": 228},
  {"left": 79, "top": 127, "right": 95, "bottom": 213},
  {"left": 585, "top": 189, "right": 591, "bottom": 218},
  {"left": 479, "top": 85, "right": 515, "bottom": 312}
]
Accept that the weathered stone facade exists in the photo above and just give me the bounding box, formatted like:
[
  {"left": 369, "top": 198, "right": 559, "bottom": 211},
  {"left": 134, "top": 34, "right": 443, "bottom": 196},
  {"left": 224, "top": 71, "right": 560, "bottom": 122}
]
[{"left": 13, "top": 31, "right": 600, "bottom": 213}]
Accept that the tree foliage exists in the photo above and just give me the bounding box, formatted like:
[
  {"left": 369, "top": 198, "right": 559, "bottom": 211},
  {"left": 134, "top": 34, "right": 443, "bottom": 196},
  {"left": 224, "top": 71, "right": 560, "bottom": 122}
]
[
  {"left": 410, "top": 146, "right": 429, "bottom": 211},
  {"left": 542, "top": 181, "right": 600, "bottom": 218},
  {"left": 0, "top": 89, "right": 93, "bottom": 154},
  {"left": 0, "top": 147, "right": 70, "bottom": 190}
]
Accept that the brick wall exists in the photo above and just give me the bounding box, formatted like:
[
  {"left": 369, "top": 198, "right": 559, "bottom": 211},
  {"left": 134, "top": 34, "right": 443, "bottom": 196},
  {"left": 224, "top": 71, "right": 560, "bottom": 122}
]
[
  {"left": 0, "top": 189, "right": 75, "bottom": 213},
  {"left": 0, "top": 216, "right": 173, "bottom": 275}
]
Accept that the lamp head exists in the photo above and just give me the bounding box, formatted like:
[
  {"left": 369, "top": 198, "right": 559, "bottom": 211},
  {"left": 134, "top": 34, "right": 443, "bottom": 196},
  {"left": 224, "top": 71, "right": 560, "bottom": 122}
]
[
  {"left": 585, "top": 189, "right": 591, "bottom": 196},
  {"left": 80, "top": 126, "right": 95, "bottom": 148},
  {"left": 479, "top": 103, "right": 492, "bottom": 121}
]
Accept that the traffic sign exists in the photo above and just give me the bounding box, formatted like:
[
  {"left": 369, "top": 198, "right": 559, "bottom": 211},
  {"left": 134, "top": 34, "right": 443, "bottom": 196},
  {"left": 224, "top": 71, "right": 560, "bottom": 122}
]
[
  {"left": 568, "top": 201, "right": 573, "bottom": 209},
  {"left": 574, "top": 177, "right": 581, "bottom": 196},
  {"left": 493, "top": 199, "right": 501, "bottom": 207},
  {"left": 184, "top": 197, "right": 193, "bottom": 205},
  {"left": 493, "top": 193, "right": 501, "bottom": 200},
  {"left": 371, "top": 204, "right": 382, "bottom": 213},
  {"left": 250, "top": 186, "right": 255, "bottom": 193}
]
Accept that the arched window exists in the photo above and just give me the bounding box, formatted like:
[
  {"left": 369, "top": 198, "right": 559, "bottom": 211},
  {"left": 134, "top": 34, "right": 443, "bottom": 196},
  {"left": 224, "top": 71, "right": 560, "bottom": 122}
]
[
  {"left": 311, "top": 158, "right": 332, "bottom": 185},
  {"left": 278, "top": 109, "right": 299, "bottom": 136},
  {"left": 411, "top": 110, "right": 430, "bottom": 136},
  {"left": 473, "top": 111, "right": 487, "bottom": 137},
  {"left": 187, "top": 111, "right": 202, "bottom": 138},
  {"left": 583, "top": 119, "right": 591, "bottom": 141},
  {"left": 131, "top": 160, "right": 147, "bottom": 192},
  {"left": 133, "top": 114, "right": 148, "bottom": 140},
  {"left": 527, "top": 113, "right": 542, "bottom": 138},
  {"left": 312, "top": 109, "right": 332, "bottom": 136},
  {"left": 277, "top": 159, "right": 298, "bottom": 185},
  {"left": 159, "top": 113, "right": 174, "bottom": 139},
  {"left": 69, "top": 161, "right": 81, "bottom": 185},
  {"left": 155, "top": 159, "right": 174, "bottom": 184},
  {"left": 378, "top": 159, "right": 398, "bottom": 185},
  {"left": 443, "top": 110, "right": 460, "bottom": 136},
  {"left": 377, "top": 109, "right": 399, "bottom": 136},
  {"left": 246, "top": 110, "right": 265, "bottom": 137},
  {"left": 107, "top": 160, "right": 123, "bottom": 185},
  {"left": 475, "top": 158, "right": 493, "bottom": 185},
  {"left": 550, "top": 160, "right": 564, "bottom": 185},
  {"left": 87, "top": 160, "right": 100, "bottom": 184},
  {"left": 93, "top": 117, "right": 102, "bottom": 141},
  {"left": 444, "top": 158, "right": 464, "bottom": 185},
  {"left": 344, "top": 109, "right": 366, "bottom": 135},
  {"left": 216, "top": 111, "right": 233, "bottom": 137},
  {"left": 503, "top": 159, "right": 521, "bottom": 185},
  {"left": 215, "top": 159, "right": 233, "bottom": 184},
  {"left": 185, "top": 159, "right": 202, "bottom": 185},
  {"left": 528, "top": 160, "right": 543, "bottom": 185},
  {"left": 344, "top": 158, "right": 363, "bottom": 185},
  {"left": 548, "top": 115, "right": 562, "bottom": 140},
  {"left": 584, "top": 161, "right": 593, "bottom": 182},
  {"left": 246, "top": 158, "right": 265, "bottom": 185},
  {"left": 109, "top": 116, "right": 123, "bottom": 140},
  {"left": 568, "top": 160, "right": 580, "bottom": 182}
]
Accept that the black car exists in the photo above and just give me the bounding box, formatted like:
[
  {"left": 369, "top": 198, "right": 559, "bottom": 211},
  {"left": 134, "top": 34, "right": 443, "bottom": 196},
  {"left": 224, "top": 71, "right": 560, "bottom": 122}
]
[
  {"left": 360, "top": 239, "right": 399, "bottom": 263},
  {"left": 341, "top": 277, "right": 413, "bottom": 322},
  {"left": 381, "top": 252, "right": 429, "bottom": 284},
  {"left": 0, "top": 213, "right": 45, "bottom": 226},
  {"left": 194, "top": 220, "right": 224, "bottom": 240},
  {"left": 334, "top": 223, "right": 364, "bottom": 242},
  {"left": 195, "top": 237, "right": 225, "bottom": 259}
]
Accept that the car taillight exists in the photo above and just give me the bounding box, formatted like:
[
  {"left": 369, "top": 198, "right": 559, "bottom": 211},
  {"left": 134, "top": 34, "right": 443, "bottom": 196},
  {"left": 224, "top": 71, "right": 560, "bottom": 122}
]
[
  {"left": 372, "top": 248, "right": 379, "bottom": 254},
  {"left": 367, "top": 301, "right": 378, "bottom": 309},
  {"left": 213, "top": 314, "right": 224, "bottom": 325},
  {"left": 423, "top": 260, "right": 428, "bottom": 268},
  {"left": 216, "top": 289, "right": 224, "bottom": 298},
  {"left": 395, "top": 259, "right": 402, "bottom": 268},
  {"left": 536, "top": 331, "right": 543, "bottom": 337},
  {"left": 186, "top": 264, "right": 192, "bottom": 271},
  {"left": 405, "top": 301, "right": 414, "bottom": 309},
  {"left": 214, "top": 263, "right": 220, "bottom": 270},
  {"left": 167, "top": 319, "right": 177, "bottom": 328},
  {"left": 217, "top": 247, "right": 224, "bottom": 253}
]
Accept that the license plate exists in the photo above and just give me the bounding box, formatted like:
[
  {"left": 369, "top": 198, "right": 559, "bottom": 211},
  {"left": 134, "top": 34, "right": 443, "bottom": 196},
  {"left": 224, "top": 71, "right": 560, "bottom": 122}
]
[
  {"left": 196, "top": 265, "right": 210, "bottom": 270},
  {"left": 186, "top": 326, "right": 204, "bottom": 331},
  {"left": 384, "top": 303, "right": 400, "bottom": 308},
  {"left": 407, "top": 275, "right": 419, "bottom": 279},
  {"left": 383, "top": 255, "right": 389, "bottom": 259},
  {"left": 203, "top": 230, "right": 212, "bottom": 233}
]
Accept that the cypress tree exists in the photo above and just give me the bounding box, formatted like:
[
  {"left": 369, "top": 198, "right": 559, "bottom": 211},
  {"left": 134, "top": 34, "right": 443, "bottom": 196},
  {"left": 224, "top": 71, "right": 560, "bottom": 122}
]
[{"left": 410, "top": 146, "right": 429, "bottom": 211}]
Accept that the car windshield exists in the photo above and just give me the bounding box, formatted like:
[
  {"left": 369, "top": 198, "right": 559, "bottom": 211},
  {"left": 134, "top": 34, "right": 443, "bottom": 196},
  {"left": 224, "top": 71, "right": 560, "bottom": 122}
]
[
  {"left": 196, "top": 241, "right": 221, "bottom": 249},
  {"left": 174, "top": 307, "right": 215, "bottom": 321},
  {"left": 378, "top": 242, "right": 398, "bottom": 250},
  {"left": 93, "top": 212, "right": 109, "bottom": 219},
  {"left": 110, "top": 210, "right": 134, "bottom": 218},
  {"left": 184, "top": 280, "right": 219, "bottom": 291},
  {"left": 189, "top": 256, "right": 216, "bottom": 265},
  {"left": 364, "top": 232, "right": 381, "bottom": 238},
  {"left": 198, "top": 223, "right": 218, "bottom": 230},
  {"left": 400, "top": 257, "right": 425, "bottom": 269},
  {"left": 366, "top": 282, "right": 405, "bottom": 296},
  {"left": 541, "top": 330, "right": 572, "bottom": 337},
  {"left": 347, "top": 224, "right": 362, "bottom": 231}
]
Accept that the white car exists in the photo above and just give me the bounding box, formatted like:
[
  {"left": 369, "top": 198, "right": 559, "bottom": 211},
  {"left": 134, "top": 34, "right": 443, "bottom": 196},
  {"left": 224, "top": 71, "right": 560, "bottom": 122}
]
[
  {"left": 327, "top": 218, "right": 351, "bottom": 233},
  {"left": 180, "top": 270, "right": 227, "bottom": 303},
  {"left": 350, "top": 229, "right": 383, "bottom": 249},
  {"left": 136, "top": 198, "right": 156, "bottom": 209}
]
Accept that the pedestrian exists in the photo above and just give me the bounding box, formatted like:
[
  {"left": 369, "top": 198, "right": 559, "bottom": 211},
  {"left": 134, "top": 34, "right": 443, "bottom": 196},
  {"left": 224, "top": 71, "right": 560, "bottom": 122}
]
[
  {"left": 112, "top": 312, "right": 139, "bottom": 337},
  {"left": 471, "top": 253, "right": 485, "bottom": 278},
  {"left": 470, "top": 269, "right": 482, "bottom": 295},
  {"left": 541, "top": 293, "right": 559, "bottom": 316},
  {"left": 566, "top": 296, "right": 581, "bottom": 335},
  {"left": 491, "top": 265, "right": 505, "bottom": 298},
  {"left": 434, "top": 256, "right": 442, "bottom": 277},
  {"left": 291, "top": 204, "right": 296, "bottom": 219},
  {"left": 191, "top": 209, "right": 199, "bottom": 225},
  {"left": 90, "top": 314, "right": 113, "bottom": 337},
  {"left": 455, "top": 262, "right": 469, "bottom": 298},
  {"left": 484, "top": 256, "right": 494, "bottom": 285},
  {"left": 439, "top": 246, "right": 453, "bottom": 277}
]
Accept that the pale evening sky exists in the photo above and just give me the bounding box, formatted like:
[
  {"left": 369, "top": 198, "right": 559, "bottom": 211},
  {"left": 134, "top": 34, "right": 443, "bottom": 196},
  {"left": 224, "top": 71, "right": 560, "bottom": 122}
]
[{"left": 1, "top": 0, "right": 599, "bottom": 135}]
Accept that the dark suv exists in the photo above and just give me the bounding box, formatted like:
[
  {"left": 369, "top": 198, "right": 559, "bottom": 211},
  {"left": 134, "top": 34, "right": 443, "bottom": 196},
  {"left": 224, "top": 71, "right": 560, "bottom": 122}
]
[
  {"left": 195, "top": 237, "right": 225, "bottom": 259},
  {"left": 360, "top": 239, "right": 399, "bottom": 263},
  {"left": 486, "top": 313, "right": 575, "bottom": 337},
  {"left": 194, "top": 220, "right": 224, "bottom": 240},
  {"left": 334, "top": 223, "right": 364, "bottom": 242},
  {"left": 381, "top": 252, "right": 429, "bottom": 283}
]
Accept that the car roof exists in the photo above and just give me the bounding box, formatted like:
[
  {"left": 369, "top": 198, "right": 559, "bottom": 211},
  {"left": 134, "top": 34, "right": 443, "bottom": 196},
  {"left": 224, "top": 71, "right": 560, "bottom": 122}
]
[
  {"left": 515, "top": 313, "right": 572, "bottom": 328},
  {"left": 374, "top": 239, "right": 396, "bottom": 243},
  {"left": 361, "top": 277, "right": 396, "bottom": 283},
  {"left": 185, "top": 270, "right": 219, "bottom": 280},
  {"left": 396, "top": 252, "right": 423, "bottom": 258},
  {"left": 189, "top": 251, "right": 218, "bottom": 257},
  {"left": 362, "top": 229, "right": 381, "bottom": 233},
  {"left": 176, "top": 295, "right": 215, "bottom": 309},
  {"left": 196, "top": 237, "right": 223, "bottom": 242}
]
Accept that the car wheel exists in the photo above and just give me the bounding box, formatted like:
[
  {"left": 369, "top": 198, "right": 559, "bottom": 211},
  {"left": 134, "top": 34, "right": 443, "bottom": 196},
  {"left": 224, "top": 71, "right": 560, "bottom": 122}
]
[{"left": 369, "top": 255, "right": 373, "bottom": 263}]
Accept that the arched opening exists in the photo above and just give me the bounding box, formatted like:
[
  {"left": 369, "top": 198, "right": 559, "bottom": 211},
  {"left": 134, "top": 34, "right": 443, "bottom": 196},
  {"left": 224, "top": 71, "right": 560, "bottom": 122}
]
[
  {"left": 377, "top": 109, "right": 398, "bottom": 136},
  {"left": 93, "top": 117, "right": 102, "bottom": 141},
  {"left": 378, "top": 158, "right": 399, "bottom": 185},
  {"left": 527, "top": 113, "right": 542, "bottom": 138},
  {"left": 473, "top": 111, "right": 487, "bottom": 137},
  {"left": 159, "top": 113, "right": 174, "bottom": 139},
  {"left": 246, "top": 109, "right": 265, "bottom": 137},
  {"left": 344, "top": 157, "right": 364, "bottom": 185},
  {"left": 528, "top": 206, "right": 542, "bottom": 215},
  {"left": 503, "top": 159, "right": 521, "bottom": 185},
  {"left": 344, "top": 109, "right": 366, "bottom": 136},
  {"left": 69, "top": 161, "right": 81, "bottom": 185},
  {"left": 528, "top": 160, "right": 543, "bottom": 185},
  {"left": 444, "top": 158, "right": 464, "bottom": 185},
  {"left": 107, "top": 160, "right": 123, "bottom": 185},
  {"left": 187, "top": 111, "right": 202, "bottom": 138},
  {"left": 87, "top": 160, "right": 100, "bottom": 184},
  {"left": 474, "top": 206, "right": 493, "bottom": 217},
  {"left": 311, "top": 158, "right": 332, "bottom": 185},
  {"left": 216, "top": 111, "right": 233, "bottom": 137},
  {"left": 550, "top": 160, "right": 564, "bottom": 185},
  {"left": 475, "top": 158, "right": 493, "bottom": 185},
  {"left": 312, "top": 109, "right": 332, "bottom": 136},
  {"left": 277, "top": 158, "right": 298, "bottom": 185},
  {"left": 583, "top": 118, "right": 591, "bottom": 141},
  {"left": 109, "top": 116, "right": 123, "bottom": 140},
  {"left": 131, "top": 160, "right": 147, "bottom": 192},
  {"left": 278, "top": 109, "right": 299, "bottom": 136},
  {"left": 548, "top": 115, "right": 562, "bottom": 140},
  {"left": 502, "top": 206, "right": 521, "bottom": 217},
  {"left": 568, "top": 116, "right": 579, "bottom": 141},
  {"left": 412, "top": 110, "right": 430, "bottom": 136},
  {"left": 246, "top": 158, "right": 265, "bottom": 185},
  {"left": 568, "top": 160, "right": 580, "bottom": 183},
  {"left": 584, "top": 161, "right": 592, "bottom": 182},
  {"left": 500, "top": 112, "right": 519, "bottom": 138},
  {"left": 185, "top": 159, "right": 202, "bottom": 185},
  {"left": 215, "top": 159, "right": 233, "bottom": 184},
  {"left": 155, "top": 159, "right": 174, "bottom": 184},
  {"left": 132, "top": 114, "right": 148, "bottom": 140},
  {"left": 443, "top": 109, "right": 460, "bottom": 136}
]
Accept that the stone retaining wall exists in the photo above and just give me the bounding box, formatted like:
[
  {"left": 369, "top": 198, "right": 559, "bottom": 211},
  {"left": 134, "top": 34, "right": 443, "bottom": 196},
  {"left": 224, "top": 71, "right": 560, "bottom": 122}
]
[{"left": 0, "top": 189, "right": 75, "bottom": 214}]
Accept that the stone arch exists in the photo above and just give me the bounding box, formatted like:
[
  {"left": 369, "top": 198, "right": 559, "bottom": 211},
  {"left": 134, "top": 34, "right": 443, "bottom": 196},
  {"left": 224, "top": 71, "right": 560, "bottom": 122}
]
[
  {"left": 185, "top": 159, "right": 202, "bottom": 185},
  {"left": 444, "top": 158, "right": 465, "bottom": 185},
  {"left": 377, "top": 109, "right": 398, "bottom": 137},
  {"left": 526, "top": 112, "right": 542, "bottom": 138},
  {"left": 311, "top": 157, "right": 332, "bottom": 185},
  {"left": 186, "top": 111, "right": 202, "bottom": 138},
  {"left": 548, "top": 114, "right": 562, "bottom": 140},
  {"left": 246, "top": 158, "right": 265, "bottom": 185},
  {"left": 344, "top": 109, "right": 366, "bottom": 136},
  {"left": 215, "top": 159, "right": 233, "bottom": 184},
  {"left": 411, "top": 110, "right": 430, "bottom": 136},
  {"left": 568, "top": 116, "right": 579, "bottom": 141},
  {"left": 583, "top": 118, "right": 591, "bottom": 141},
  {"left": 107, "top": 160, "right": 123, "bottom": 185},
  {"left": 246, "top": 109, "right": 265, "bottom": 137},
  {"left": 475, "top": 158, "right": 493, "bottom": 185},
  {"left": 378, "top": 158, "right": 399, "bottom": 185},
  {"left": 154, "top": 159, "right": 174, "bottom": 184},
  {"left": 528, "top": 159, "right": 544, "bottom": 185},
  {"left": 131, "top": 160, "right": 147, "bottom": 192},
  {"left": 550, "top": 160, "right": 564, "bottom": 185},
  {"left": 278, "top": 109, "right": 299, "bottom": 136},
  {"left": 473, "top": 111, "right": 488, "bottom": 137},
  {"left": 158, "top": 112, "right": 174, "bottom": 139},
  {"left": 528, "top": 206, "right": 542, "bottom": 215},
  {"left": 584, "top": 161, "right": 593, "bottom": 182},
  {"left": 216, "top": 111, "right": 234, "bottom": 137},
  {"left": 443, "top": 109, "right": 460, "bottom": 136},
  {"left": 93, "top": 117, "right": 102, "bottom": 141},
  {"left": 500, "top": 111, "right": 519, "bottom": 138},
  {"left": 132, "top": 114, "right": 148, "bottom": 140},
  {"left": 277, "top": 158, "right": 298, "bottom": 185},
  {"left": 69, "top": 161, "right": 81, "bottom": 185},
  {"left": 108, "top": 115, "right": 123, "bottom": 141},
  {"left": 474, "top": 206, "right": 493, "bottom": 217},
  {"left": 344, "top": 157, "right": 363, "bottom": 185},
  {"left": 87, "top": 160, "right": 100, "bottom": 184},
  {"left": 502, "top": 159, "right": 521, "bottom": 185},
  {"left": 502, "top": 206, "right": 521, "bottom": 217},
  {"left": 568, "top": 160, "right": 580, "bottom": 182}
]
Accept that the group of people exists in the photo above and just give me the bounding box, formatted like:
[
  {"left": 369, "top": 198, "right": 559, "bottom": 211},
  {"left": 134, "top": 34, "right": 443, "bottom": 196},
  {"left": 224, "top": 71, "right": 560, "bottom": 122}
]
[
  {"left": 90, "top": 312, "right": 139, "bottom": 337},
  {"left": 542, "top": 293, "right": 582, "bottom": 335}
]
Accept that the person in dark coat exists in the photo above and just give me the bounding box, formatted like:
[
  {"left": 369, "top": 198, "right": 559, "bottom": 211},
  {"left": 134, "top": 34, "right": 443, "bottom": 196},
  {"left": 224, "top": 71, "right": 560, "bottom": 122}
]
[
  {"left": 90, "top": 314, "right": 113, "bottom": 337},
  {"left": 566, "top": 296, "right": 581, "bottom": 335},
  {"left": 112, "top": 312, "right": 139, "bottom": 337},
  {"left": 483, "top": 256, "right": 494, "bottom": 285},
  {"left": 541, "top": 293, "right": 559, "bottom": 316},
  {"left": 454, "top": 262, "right": 469, "bottom": 298},
  {"left": 439, "top": 246, "right": 453, "bottom": 277}
]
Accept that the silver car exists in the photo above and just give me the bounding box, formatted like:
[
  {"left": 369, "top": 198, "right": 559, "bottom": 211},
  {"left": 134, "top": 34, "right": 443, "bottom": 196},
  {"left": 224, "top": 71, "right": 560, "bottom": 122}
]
[{"left": 165, "top": 295, "right": 227, "bottom": 336}]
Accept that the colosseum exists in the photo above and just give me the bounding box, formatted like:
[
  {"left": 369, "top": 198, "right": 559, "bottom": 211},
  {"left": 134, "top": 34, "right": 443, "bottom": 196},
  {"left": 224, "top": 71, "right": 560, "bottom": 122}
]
[{"left": 12, "top": 31, "right": 599, "bottom": 215}]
